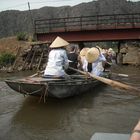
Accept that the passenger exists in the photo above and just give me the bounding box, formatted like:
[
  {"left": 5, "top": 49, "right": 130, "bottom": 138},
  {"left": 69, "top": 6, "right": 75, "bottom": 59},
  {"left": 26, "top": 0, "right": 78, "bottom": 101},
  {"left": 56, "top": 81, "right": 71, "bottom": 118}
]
[
  {"left": 85, "top": 47, "right": 106, "bottom": 76},
  {"left": 95, "top": 46, "right": 107, "bottom": 72},
  {"left": 130, "top": 119, "right": 140, "bottom": 140},
  {"left": 107, "top": 48, "right": 116, "bottom": 64},
  {"left": 44, "top": 36, "right": 69, "bottom": 78},
  {"left": 79, "top": 47, "right": 90, "bottom": 72},
  {"left": 101, "top": 48, "right": 112, "bottom": 70},
  {"left": 66, "top": 45, "right": 80, "bottom": 74}
]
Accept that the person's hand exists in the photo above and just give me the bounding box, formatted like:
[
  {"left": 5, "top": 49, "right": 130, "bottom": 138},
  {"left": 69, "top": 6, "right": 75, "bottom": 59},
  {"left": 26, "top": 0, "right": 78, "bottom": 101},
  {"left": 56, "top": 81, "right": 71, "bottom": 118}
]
[
  {"left": 130, "top": 120, "right": 140, "bottom": 140},
  {"left": 134, "top": 120, "right": 140, "bottom": 130}
]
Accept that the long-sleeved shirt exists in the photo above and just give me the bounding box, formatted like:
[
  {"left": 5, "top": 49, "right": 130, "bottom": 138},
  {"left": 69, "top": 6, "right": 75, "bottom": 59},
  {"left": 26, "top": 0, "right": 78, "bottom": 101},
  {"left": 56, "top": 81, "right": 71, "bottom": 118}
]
[
  {"left": 44, "top": 49, "right": 69, "bottom": 77},
  {"left": 80, "top": 56, "right": 88, "bottom": 72},
  {"left": 91, "top": 53, "right": 106, "bottom": 76}
]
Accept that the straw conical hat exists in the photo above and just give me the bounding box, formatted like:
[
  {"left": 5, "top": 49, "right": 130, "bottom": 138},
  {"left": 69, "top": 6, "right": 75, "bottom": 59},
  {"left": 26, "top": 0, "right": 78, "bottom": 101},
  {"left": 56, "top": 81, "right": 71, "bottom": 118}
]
[
  {"left": 50, "top": 36, "right": 69, "bottom": 48},
  {"left": 85, "top": 47, "right": 100, "bottom": 63},
  {"left": 96, "top": 46, "right": 106, "bottom": 54},
  {"left": 80, "top": 47, "right": 90, "bottom": 56},
  {"left": 96, "top": 46, "right": 102, "bottom": 52}
]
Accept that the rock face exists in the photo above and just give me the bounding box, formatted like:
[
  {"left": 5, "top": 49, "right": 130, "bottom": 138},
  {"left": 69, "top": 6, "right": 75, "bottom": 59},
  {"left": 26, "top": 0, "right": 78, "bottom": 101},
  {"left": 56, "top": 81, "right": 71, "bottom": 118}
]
[
  {"left": 123, "top": 47, "right": 140, "bottom": 65},
  {"left": 0, "top": 0, "right": 140, "bottom": 38}
]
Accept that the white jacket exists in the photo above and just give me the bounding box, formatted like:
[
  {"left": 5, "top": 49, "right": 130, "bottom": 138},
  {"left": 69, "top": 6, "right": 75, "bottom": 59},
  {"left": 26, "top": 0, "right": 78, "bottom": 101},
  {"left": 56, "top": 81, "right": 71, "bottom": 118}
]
[
  {"left": 91, "top": 54, "right": 106, "bottom": 76},
  {"left": 44, "top": 49, "right": 69, "bottom": 76}
]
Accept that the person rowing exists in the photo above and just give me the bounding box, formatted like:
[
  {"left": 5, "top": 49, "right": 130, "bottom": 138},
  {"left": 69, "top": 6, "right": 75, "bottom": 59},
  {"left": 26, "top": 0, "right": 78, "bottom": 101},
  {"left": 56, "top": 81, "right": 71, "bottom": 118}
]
[{"left": 85, "top": 46, "right": 106, "bottom": 76}]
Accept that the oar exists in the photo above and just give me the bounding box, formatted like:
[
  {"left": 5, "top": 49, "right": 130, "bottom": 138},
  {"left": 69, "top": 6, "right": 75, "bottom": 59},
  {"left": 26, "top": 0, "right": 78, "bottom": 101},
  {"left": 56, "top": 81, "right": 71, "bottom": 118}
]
[
  {"left": 112, "top": 72, "right": 129, "bottom": 77},
  {"left": 29, "top": 70, "right": 44, "bottom": 78},
  {"left": 69, "top": 67, "right": 140, "bottom": 94}
]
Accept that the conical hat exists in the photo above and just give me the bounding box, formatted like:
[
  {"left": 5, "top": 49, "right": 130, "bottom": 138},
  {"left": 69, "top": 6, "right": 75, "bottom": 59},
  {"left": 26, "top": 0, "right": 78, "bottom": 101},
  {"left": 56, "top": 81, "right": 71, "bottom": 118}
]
[
  {"left": 50, "top": 36, "right": 69, "bottom": 48},
  {"left": 96, "top": 46, "right": 102, "bottom": 52},
  {"left": 85, "top": 47, "right": 100, "bottom": 63},
  {"left": 80, "top": 47, "right": 90, "bottom": 56},
  {"left": 96, "top": 46, "right": 106, "bottom": 54}
]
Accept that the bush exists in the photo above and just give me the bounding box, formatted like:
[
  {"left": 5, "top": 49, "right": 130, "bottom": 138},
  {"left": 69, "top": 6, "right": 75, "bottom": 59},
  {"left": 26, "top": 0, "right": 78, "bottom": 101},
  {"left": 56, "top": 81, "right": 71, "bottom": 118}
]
[
  {"left": 0, "top": 53, "right": 16, "bottom": 66},
  {"left": 28, "top": 35, "right": 36, "bottom": 42},
  {"left": 17, "top": 32, "right": 28, "bottom": 41}
]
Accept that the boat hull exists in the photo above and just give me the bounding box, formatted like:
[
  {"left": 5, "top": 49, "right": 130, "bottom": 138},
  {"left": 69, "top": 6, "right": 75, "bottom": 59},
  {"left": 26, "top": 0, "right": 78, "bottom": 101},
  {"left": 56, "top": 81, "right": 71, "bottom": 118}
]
[{"left": 5, "top": 74, "right": 109, "bottom": 98}]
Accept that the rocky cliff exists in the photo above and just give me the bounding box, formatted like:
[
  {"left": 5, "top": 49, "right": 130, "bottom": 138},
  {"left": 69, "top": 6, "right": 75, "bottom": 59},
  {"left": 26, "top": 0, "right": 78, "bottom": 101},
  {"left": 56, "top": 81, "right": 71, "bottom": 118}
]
[{"left": 0, "top": 0, "right": 140, "bottom": 38}]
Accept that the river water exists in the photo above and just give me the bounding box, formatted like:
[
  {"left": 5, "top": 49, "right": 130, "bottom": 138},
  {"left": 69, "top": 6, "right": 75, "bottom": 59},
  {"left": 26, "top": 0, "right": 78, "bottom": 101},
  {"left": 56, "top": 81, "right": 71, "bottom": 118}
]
[{"left": 0, "top": 65, "right": 140, "bottom": 140}]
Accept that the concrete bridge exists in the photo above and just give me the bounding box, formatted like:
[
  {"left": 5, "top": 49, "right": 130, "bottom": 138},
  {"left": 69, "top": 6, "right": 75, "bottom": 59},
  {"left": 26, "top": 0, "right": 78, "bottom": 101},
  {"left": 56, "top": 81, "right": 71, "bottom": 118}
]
[{"left": 34, "top": 13, "right": 140, "bottom": 43}]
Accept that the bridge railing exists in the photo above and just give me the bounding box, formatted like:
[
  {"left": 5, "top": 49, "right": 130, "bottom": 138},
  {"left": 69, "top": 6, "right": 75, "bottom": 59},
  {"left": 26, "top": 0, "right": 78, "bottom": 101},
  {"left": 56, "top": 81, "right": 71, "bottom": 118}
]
[{"left": 34, "top": 13, "right": 140, "bottom": 33}]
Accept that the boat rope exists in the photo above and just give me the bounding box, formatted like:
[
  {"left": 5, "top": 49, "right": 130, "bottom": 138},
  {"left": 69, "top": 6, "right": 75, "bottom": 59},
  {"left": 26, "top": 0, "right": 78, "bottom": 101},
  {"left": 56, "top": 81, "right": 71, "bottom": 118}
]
[
  {"left": 39, "top": 83, "right": 48, "bottom": 103},
  {"left": 18, "top": 83, "right": 23, "bottom": 96},
  {"left": 18, "top": 83, "right": 44, "bottom": 96}
]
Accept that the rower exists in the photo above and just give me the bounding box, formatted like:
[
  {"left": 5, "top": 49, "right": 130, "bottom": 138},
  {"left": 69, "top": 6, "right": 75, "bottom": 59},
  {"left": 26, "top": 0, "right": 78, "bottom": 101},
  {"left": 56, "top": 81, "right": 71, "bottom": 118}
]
[
  {"left": 85, "top": 46, "right": 107, "bottom": 76},
  {"left": 66, "top": 45, "right": 81, "bottom": 74}
]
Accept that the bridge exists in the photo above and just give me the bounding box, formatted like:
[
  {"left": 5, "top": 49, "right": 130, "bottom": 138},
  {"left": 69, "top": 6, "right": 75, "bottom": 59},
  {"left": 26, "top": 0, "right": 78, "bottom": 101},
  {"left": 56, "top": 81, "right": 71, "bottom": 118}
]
[{"left": 34, "top": 13, "right": 140, "bottom": 43}]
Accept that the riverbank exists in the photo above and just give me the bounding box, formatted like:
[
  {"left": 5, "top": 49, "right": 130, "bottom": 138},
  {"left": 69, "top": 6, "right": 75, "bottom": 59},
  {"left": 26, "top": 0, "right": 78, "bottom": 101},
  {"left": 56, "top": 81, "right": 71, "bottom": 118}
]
[
  {"left": 0, "top": 36, "right": 29, "bottom": 54},
  {"left": 0, "top": 36, "right": 139, "bottom": 72}
]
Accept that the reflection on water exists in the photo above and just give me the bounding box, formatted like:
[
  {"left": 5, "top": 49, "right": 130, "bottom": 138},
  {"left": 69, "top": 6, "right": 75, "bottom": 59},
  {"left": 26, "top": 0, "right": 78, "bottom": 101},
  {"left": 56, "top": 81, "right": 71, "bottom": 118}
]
[
  {"left": 0, "top": 66, "right": 140, "bottom": 140},
  {"left": 13, "top": 97, "right": 80, "bottom": 130}
]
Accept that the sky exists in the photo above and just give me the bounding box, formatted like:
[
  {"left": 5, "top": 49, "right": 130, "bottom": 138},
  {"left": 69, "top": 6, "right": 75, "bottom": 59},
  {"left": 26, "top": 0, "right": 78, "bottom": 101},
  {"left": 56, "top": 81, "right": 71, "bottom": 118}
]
[{"left": 0, "top": 0, "right": 139, "bottom": 12}]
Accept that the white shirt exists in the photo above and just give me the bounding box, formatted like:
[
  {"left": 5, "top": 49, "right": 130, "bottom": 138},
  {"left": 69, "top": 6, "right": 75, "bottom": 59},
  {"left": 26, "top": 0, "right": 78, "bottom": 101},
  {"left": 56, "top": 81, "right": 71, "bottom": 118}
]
[
  {"left": 80, "top": 56, "right": 88, "bottom": 72},
  {"left": 44, "top": 49, "right": 69, "bottom": 76},
  {"left": 91, "top": 54, "right": 106, "bottom": 76}
]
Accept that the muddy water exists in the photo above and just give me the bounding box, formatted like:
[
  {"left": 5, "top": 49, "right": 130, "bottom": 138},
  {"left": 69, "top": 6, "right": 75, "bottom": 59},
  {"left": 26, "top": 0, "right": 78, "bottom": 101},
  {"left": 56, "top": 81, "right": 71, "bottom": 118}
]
[{"left": 0, "top": 66, "right": 140, "bottom": 140}]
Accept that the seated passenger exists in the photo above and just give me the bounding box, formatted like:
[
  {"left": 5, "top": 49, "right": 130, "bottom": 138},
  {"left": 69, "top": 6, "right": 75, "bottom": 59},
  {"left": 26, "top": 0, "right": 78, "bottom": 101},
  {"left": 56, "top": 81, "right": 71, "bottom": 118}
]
[
  {"left": 79, "top": 47, "right": 90, "bottom": 72},
  {"left": 85, "top": 47, "right": 106, "bottom": 76},
  {"left": 44, "top": 36, "right": 69, "bottom": 78},
  {"left": 66, "top": 45, "right": 79, "bottom": 74},
  {"left": 107, "top": 48, "right": 116, "bottom": 64}
]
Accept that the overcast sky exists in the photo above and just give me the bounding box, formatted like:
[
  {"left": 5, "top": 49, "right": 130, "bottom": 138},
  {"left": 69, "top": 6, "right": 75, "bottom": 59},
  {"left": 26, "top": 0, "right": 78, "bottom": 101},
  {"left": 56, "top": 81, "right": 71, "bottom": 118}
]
[{"left": 0, "top": 0, "right": 139, "bottom": 12}]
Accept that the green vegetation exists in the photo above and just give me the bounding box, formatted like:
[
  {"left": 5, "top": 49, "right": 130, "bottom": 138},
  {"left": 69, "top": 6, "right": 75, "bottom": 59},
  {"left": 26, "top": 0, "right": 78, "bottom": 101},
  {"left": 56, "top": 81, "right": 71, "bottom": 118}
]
[
  {"left": 16, "top": 32, "right": 28, "bottom": 41},
  {"left": 0, "top": 53, "right": 15, "bottom": 66},
  {"left": 28, "top": 34, "right": 36, "bottom": 42}
]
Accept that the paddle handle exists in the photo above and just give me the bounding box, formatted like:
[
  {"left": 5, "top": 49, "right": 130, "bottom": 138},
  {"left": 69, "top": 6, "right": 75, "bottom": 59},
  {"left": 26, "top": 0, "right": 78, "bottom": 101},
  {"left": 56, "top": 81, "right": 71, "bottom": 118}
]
[
  {"left": 112, "top": 72, "right": 128, "bottom": 77},
  {"left": 69, "top": 67, "right": 140, "bottom": 95}
]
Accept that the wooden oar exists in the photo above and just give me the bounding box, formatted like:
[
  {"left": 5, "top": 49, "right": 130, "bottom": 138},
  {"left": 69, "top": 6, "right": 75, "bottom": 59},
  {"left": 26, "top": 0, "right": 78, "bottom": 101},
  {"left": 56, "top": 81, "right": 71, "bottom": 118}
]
[
  {"left": 69, "top": 67, "right": 140, "bottom": 94},
  {"left": 112, "top": 72, "right": 129, "bottom": 77},
  {"left": 29, "top": 70, "right": 44, "bottom": 77}
]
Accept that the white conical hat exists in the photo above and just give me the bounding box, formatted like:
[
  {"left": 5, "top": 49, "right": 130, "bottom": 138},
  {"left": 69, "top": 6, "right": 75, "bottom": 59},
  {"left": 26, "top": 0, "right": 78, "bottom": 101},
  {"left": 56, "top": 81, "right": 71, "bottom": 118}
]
[
  {"left": 85, "top": 47, "right": 100, "bottom": 63},
  {"left": 50, "top": 36, "right": 69, "bottom": 48}
]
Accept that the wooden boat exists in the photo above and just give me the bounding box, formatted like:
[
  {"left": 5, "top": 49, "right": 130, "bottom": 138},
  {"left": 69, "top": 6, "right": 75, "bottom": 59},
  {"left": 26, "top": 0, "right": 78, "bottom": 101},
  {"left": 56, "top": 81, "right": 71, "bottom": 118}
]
[{"left": 5, "top": 73, "right": 110, "bottom": 99}]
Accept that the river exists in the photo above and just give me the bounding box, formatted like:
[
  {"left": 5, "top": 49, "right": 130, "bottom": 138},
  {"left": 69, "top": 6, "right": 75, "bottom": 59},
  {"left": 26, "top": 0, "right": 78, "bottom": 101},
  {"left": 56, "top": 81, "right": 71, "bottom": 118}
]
[{"left": 0, "top": 65, "right": 140, "bottom": 140}]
